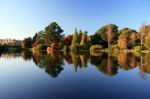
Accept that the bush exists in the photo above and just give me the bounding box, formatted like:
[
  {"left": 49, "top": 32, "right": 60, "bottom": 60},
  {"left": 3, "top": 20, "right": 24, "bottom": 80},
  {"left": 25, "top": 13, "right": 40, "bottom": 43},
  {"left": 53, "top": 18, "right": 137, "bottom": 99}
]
[
  {"left": 90, "top": 45, "right": 103, "bottom": 56},
  {"left": 90, "top": 45, "right": 102, "bottom": 52},
  {"left": 110, "top": 44, "right": 119, "bottom": 52},
  {"left": 133, "top": 46, "right": 142, "bottom": 52}
]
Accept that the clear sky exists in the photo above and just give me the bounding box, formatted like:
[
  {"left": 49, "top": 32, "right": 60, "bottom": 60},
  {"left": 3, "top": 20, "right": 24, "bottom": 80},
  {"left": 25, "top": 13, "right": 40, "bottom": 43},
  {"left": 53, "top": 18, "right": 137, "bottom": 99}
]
[{"left": 0, "top": 0, "right": 150, "bottom": 39}]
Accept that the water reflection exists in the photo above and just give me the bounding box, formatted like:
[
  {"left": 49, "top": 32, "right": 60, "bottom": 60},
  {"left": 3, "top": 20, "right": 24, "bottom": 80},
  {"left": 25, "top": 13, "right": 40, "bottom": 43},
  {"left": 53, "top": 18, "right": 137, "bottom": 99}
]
[
  {"left": 32, "top": 51, "right": 64, "bottom": 78},
  {"left": 21, "top": 51, "right": 32, "bottom": 61},
  {"left": 90, "top": 53, "right": 118, "bottom": 76},
  {"left": 2, "top": 51, "right": 150, "bottom": 79},
  {"left": 0, "top": 53, "right": 21, "bottom": 59}
]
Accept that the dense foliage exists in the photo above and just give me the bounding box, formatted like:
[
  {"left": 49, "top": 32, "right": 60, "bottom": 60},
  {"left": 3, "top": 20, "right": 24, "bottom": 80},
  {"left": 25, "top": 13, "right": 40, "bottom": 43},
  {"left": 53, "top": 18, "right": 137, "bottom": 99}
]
[
  {"left": 2, "top": 22, "right": 150, "bottom": 53},
  {"left": 30, "top": 22, "right": 150, "bottom": 52}
]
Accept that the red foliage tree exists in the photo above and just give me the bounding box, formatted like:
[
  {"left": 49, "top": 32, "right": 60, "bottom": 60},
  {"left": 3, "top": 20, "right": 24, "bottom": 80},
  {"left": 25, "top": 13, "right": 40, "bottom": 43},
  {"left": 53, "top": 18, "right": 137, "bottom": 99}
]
[{"left": 64, "top": 34, "right": 73, "bottom": 46}]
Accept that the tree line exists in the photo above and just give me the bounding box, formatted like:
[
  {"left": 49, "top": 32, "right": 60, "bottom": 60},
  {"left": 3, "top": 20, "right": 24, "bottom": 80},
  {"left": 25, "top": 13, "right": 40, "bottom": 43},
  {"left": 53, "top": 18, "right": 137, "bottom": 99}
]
[{"left": 21, "top": 22, "right": 150, "bottom": 53}]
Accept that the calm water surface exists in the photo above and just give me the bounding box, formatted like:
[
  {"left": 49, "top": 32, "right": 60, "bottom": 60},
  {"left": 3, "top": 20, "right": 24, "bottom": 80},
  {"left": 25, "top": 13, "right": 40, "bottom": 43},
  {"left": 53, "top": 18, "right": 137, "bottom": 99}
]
[{"left": 0, "top": 52, "right": 150, "bottom": 99}]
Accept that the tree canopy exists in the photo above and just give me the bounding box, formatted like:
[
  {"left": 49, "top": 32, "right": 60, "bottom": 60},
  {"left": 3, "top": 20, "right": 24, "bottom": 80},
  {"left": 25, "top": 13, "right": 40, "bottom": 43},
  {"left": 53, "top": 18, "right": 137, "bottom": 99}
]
[{"left": 43, "top": 22, "right": 64, "bottom": 46}]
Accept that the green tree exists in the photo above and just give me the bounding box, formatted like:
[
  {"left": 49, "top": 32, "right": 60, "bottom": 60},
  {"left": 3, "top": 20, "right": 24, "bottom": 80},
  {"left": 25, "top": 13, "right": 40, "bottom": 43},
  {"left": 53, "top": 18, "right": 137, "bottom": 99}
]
[
  {"left": 71, "top": 28, "right": 80, "bottom": 52},
  {"left": 43, "top": 22, "right": 64, "bottom": 46},
  {"left": 32, "top": 33, "right": 38, "bottom": 44},
  {"left": 41, "top": 22, "right": 64, "bottom": 52},
  {"left": 72, "top": 28, "right": 80, "bottom": 44},
  {"left": 95, "top": 24, "right": 118, "bottom": 48},
  {"left": 22, "top": 37, "right": 32, "bottom": 48},
  {"left": 78, "top": 29, "right": 83, "bottom": 42},
  {"left": 90, "top": 34, "right": 102, "bottom": 45}
]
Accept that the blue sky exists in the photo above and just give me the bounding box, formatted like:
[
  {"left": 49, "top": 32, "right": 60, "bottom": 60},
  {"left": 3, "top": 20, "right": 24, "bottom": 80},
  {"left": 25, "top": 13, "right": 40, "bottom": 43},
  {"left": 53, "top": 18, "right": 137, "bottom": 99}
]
[{"left": 0, "top": 0, "right": 150, "bottom": 39}]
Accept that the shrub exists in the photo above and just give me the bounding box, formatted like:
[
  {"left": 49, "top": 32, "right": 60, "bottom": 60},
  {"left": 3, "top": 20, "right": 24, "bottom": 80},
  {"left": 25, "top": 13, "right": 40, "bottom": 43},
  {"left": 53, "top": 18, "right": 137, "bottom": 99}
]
[
  {"left": 90, "top": 45, "right": 102, "bottom": 52},
  {"left": 133, "top": 46, "right": 142, "bottom": 52},
  {"left": 90, "top": 45, "right": 103, "bottom": 56},
  {"left": 110, "top": 44, "right": 119, "bottom": 52}
]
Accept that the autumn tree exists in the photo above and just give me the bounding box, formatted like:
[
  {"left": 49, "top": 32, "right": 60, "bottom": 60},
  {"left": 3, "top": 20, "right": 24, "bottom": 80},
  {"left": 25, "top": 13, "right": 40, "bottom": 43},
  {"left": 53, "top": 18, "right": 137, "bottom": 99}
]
[
  {"left": 129, "top": 32, "right": 139, "bottom": 47},
  {"left": 117, "top": 28, "right": 138, "bottom": 49},
  {"left": 95, "top": 24, "right": 118, "bottom": 48},
  {"left": 140, "top": 23, "right": 147, "bottom": 46},
  {"left": 42, "top": 22, "right": 64, "bottom": 52},
  {"left": 143, "top": 25, "right": 150, "bottom": 50},
  {"left": 106, "top": 24, "right": 113, "bottom": 49},
  {"left": 63, "top": 34, "right": 73, "bottom": 46},
  {"left": 117, "top": 34, "right": 128, "bottom": 49}
]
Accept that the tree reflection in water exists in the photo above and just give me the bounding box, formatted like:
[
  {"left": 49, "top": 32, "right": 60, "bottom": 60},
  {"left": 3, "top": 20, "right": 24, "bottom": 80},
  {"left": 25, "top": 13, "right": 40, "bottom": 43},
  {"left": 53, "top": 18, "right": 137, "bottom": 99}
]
[
  {"left": 33, "top": 51, "right": 64, "bottom": 78},
  {"left": 90, "top": 53, "right": 118, "bottom": 76},
  {"left": 21, "top": 51, "right": 32, "bottom": 61},
  {"left": 2, "top": 51, "right": 150, "bottom": 79}
]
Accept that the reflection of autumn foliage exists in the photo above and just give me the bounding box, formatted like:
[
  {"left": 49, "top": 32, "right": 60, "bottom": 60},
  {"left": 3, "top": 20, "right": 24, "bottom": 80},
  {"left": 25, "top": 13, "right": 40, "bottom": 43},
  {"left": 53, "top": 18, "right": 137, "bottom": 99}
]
[
  {"left": 106, "top": 57, "right": 113, "bottom": 75},
  {"left": 64, "top": 54, "right": 72, "bottom": 64},
  {"left": 104, "top": 56, "right": 118, "bottom": 76},
  {"left": 79, "top": 55, "right": 88, "bottom": 68},
  {"left": 70, "top": 53, "right": 89, "bottom": 71},
  {"left": 140, "top": 54, "right": 150, "bottom": 74},
  {"left": 117, "top": 52, "right": 138, "bottom": 70},
  {"left": 129, "top": 56, "right": 137, "bottom": 68},
  {"left": 33, "top": 52, "right": 64, "bottom": 78},
  {"left": 45, "top": 54, "right": 64, "bottom": 77},
  {"left": 91, "top": 53, "right": 118, "bottom": 76},
  {"left": 71, "top": 53, "right": 80, "bottom": 71},
  {"left": 32, "top": 51, "right": 43, "bottom": 66},
  {"left": 106, "top": 25, "right": 113, "bottom": 48},
  {"left": 117, "top": 52, "right": 127, "bottom": 67}
]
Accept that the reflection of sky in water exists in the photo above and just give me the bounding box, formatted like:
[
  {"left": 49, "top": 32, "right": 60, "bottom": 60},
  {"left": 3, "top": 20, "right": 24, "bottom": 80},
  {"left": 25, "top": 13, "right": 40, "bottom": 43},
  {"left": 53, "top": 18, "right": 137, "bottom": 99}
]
[{"left": 0, "top": 53, "right": 150, "bottom": 99}]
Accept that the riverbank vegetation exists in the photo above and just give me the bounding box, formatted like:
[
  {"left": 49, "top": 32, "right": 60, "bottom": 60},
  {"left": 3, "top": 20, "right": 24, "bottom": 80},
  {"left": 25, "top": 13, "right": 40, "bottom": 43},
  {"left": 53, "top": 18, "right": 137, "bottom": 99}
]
[
  {"left": 31, "top": 22, "right": 150, "bottom": 54},
  {"left": 1, "top": 22, "right": 150, "bottom": 54}
]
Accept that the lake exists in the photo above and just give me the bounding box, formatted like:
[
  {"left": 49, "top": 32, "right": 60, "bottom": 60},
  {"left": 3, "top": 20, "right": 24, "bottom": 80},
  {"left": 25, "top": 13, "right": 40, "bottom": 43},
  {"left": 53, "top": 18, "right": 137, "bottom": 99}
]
[{"left": 0, "top": 52, "right": 150, "bottom": 99}]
